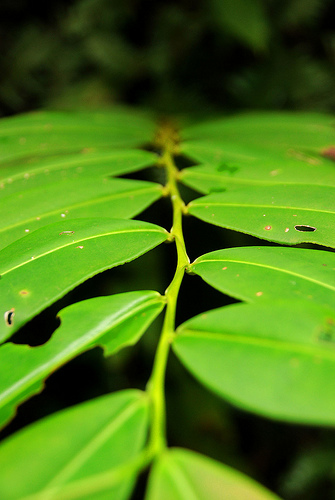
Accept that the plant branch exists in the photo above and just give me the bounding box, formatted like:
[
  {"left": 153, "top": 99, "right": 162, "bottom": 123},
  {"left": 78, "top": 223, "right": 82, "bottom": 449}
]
[{"left": 146, "top": 124, "right": 189, "bottom": 455}]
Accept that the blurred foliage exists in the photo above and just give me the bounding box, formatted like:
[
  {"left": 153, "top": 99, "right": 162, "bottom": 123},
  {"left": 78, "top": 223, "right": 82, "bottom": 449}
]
[
  {"left": 1, "top": 1, "right": 335, "bottom": 499},
  {"left": 0, "top": 0, "right": 335, "bottom": 117}
]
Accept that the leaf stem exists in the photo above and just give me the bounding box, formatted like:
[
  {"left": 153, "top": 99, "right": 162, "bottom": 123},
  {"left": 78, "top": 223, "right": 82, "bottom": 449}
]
[{"left": 146, "top": 125, "right": 189, "bottom": 455}]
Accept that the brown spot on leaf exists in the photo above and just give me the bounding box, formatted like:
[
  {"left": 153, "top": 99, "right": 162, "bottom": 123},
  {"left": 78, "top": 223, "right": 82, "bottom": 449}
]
[{"left": 322, "top": 146, "right": 335, "bottom": 161}]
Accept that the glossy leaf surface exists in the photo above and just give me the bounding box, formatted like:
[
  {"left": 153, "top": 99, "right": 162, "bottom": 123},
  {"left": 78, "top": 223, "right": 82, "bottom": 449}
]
[
  {"left": 189, "top": 246, "right": 335, "bottom": 308},
  {"left": 0, "top": 218, "right": 168, "bottom": 341},
  {"left": 173, "top": 301, "right": 335, "bottom": 425},
  {"left": 0, "top": 291, "right": 165, "bottom": 429},
  {"left": 0, "top": 149, "right": 157, "bottom": 194},
  {"left": 179, "top": 154, "right": 335, "bottom": 193},
  {"left": 0, "top": 109, "right": 156, "bottom": 162},
  {"left": 187, "top": 185, "right": 335, "bottom": 248},
  {"left": 181, "top": 112, "right": 335, "bottom": 192},
  {"left": 182, "top": 112, "right": 335, "bottom": 150},
  {"left": 0, "top": 176, "right": 163, "bottom": 249},
  {"left": 146, "top": 448, "right": 280, "bottom": 500},
  {"left": 0, "top": 390, "right": 149, "bottom": 500}
]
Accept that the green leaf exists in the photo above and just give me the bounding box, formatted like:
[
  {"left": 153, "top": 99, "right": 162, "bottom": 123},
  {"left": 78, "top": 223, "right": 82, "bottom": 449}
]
[
  {"left": 179, "top": 154, "right": 335, "bottom": 194},
  {"left": 0, "top": 176, "right": 163, "bottom": 249},
  {"left": 180, "top": 136, "right": 332, "bottom": 165},
  {"left": 187, "top": 185, "right": 335, "bottom": 248},
  {"left": 146, "top": 448, "right": 280, "bottom": 500},
  {"left": 0, "top": 218, "right": 168, "bottom": 341},
  {"left": 173, "top": 301, "right": 335, "bottom": 425},
  {"left": 181, "top": 112, "right": 335, "bottom": 151},
  {"left": 189, "top": 246, "right": 335, "bottom": 308},
  {"left": 0, "top": 109, "right": 156, "bottom": 162},
  {"left": 0, "top": 390, "right": 149, "bottom": 500},
  {"left": 0, "top": 291, "right": 165, "bottom": 430},
  {"left": 180, "top": 112, "right": 335, "bottom": 192},
  {"left": 0, "top": 149, "right": 157, "bottom": 194}
]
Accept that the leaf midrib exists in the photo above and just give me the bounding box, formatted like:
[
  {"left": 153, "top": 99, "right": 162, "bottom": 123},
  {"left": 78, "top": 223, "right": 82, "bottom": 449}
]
[
  {"left": 192, "top": 258, "right": 335, "bottom": 292},
  {"left": 0, "top": 122, "right": 148, "bottom": 136},
  {"left": 164, "top": 457, "right": 199, "bottom": 500},
  {"left": 181, "top": 170, "right": 333, "bottom": 187},
  {"left": 1, "top": 228, "right": 164, "bottom": 276},
  {"left": 189, "top": 202, "right": 335, "bottom": 215},
  {"left": 0, "top": 151, "right": 156, "bottom": 184},
  {"left": 178, "top": 329, "right": 335, "bottom": 360},
  {"left": 41, "top": 398, "right": 144, "bottom": 495},
  {"left": 0, "top": 296, "right": 162, "bottom": 407},
  {"left": 0, "top": 183, "right": 163, "bottom": 234}
]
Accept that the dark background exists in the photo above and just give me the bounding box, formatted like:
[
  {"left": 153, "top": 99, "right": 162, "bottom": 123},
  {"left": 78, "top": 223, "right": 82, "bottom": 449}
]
[
  {"left": 1, "top": 0, "right": 335, "bottom": 117},
  {"left": 1, "top": 1, "right": 335, "bottom": 499}
]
